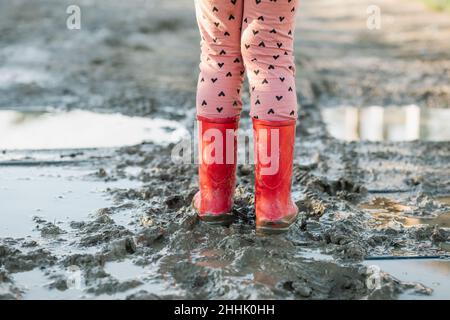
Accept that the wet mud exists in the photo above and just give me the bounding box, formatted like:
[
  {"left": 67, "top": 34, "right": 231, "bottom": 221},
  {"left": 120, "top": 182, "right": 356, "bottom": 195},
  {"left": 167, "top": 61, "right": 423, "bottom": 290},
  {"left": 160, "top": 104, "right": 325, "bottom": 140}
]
[{"left": 1, "top": 0, "right": 450, "bottom": 299}]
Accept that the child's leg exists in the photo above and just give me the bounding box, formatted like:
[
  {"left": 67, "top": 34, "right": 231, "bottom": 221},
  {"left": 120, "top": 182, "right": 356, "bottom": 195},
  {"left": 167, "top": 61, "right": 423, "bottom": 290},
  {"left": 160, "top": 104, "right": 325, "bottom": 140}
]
[
  {"left": 193, "top": 0, "right": 244, "bottom": 223},
  {"left": 195, "top": 0, "right": 245, "bottom": 119},
  {"left": 242, "top": 0, "right": 299, "bottom": 233},
  {"left": 241, "top": 0, "right": 299, "bottom": 121}
]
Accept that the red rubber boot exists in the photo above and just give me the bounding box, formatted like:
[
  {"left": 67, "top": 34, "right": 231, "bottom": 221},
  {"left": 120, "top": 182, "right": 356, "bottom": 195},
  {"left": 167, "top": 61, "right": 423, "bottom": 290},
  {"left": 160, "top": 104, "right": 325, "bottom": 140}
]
[
  {"left": 193, "top": 116, "right": 239, "bottom": 225},
  {"left": 253, "top": 119, "right": 298, "bottom": 233}
]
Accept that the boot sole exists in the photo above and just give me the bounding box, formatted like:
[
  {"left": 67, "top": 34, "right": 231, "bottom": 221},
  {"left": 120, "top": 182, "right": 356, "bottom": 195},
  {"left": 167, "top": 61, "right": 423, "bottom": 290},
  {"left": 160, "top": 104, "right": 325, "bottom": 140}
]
[
  {"left": 192, "top": 198, "right": 235, "bottom": 226},
  {"left": 198, "top": 213, "right": 235, "bottom": 226},
  {"left": 256, "top": 212, "right": 298, "bottom": 235}
]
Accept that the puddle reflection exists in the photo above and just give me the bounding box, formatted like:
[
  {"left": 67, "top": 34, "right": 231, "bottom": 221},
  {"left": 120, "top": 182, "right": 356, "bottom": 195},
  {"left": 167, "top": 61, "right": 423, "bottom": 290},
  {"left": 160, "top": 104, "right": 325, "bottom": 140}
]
[
  {"left": 360, "top": 197, "right": 450, "bottom": 229},
  {"left": 0, "top": 110, "right": 188, "bottom": 150},
  {"left": 322, "top": 105, "right": 450, "bottom": 141}
]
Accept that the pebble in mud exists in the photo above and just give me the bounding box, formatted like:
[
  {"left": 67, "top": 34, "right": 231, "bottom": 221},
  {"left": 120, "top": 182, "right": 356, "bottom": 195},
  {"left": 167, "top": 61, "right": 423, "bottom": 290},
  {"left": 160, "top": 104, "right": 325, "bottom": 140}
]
[{"left": 97, "top": 168, "right": 107, "bottom": 178}]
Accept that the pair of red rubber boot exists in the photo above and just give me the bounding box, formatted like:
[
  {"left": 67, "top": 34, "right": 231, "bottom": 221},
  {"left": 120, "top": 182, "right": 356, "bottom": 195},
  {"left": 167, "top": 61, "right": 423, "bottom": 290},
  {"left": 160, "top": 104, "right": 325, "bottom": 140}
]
[{"left": 193, "top": 116, "right": 298, "bottom": 233}]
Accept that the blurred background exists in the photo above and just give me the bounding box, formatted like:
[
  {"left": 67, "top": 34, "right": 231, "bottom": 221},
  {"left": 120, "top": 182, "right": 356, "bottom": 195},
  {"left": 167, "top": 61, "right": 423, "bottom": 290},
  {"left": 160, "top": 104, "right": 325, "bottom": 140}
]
[{"left": 1, "top": 0, "right": 449, "bottom": 145}]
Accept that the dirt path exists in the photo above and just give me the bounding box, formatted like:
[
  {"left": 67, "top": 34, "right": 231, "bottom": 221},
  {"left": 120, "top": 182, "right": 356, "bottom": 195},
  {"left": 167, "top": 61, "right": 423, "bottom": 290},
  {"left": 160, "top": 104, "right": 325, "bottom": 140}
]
[{"left": 1, "top": 0, "right": 450, "bottom": 300}]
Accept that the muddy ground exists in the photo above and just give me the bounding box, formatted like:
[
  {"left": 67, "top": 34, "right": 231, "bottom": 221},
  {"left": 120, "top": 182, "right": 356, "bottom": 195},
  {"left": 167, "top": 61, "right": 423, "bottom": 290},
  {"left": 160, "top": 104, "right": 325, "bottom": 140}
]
[{"left": 1, "top": 0, "right": 450, "bottom": 299}]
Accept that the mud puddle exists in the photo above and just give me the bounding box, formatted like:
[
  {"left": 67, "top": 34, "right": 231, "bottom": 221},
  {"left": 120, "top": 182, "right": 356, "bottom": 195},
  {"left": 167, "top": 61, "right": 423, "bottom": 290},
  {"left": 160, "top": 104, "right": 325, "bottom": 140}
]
[
  {"left": 11, "top": 268, "right": 82, "bottom": 300},
  {"left": 0, "top": 165, "right": 141, "bottom": 239},
  {"left": 363, "top": 259, "right": 450, "bottom": 299},
  {"left": 0, "top": 109, "right": 188, "bottom": 150},
  {"left": 360, "top": 197, "right": 450, "bottom": 229},
  {"left": 322, "top": 105, "right": 450, "bottom": 141}
]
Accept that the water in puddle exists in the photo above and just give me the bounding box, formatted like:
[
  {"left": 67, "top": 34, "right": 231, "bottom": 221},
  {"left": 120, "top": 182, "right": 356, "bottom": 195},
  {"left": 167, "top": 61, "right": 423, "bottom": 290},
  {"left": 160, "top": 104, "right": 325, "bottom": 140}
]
[
  {"left": 0, "top": 165, "right": 141, "bottom": 239},
  {"left": 361, "top": 195, "right": 450, "bottom": 299},
  {"left": 0, "top": 109, "right": 188, "bottom": 150},
  {"left": 364, "top": 259, "right": 450, "bottom": 299},
  {"left": 359, "top": 197, "right": 450, "bottom": 229},
  {"left": 322, "top": 105, "right": 450, "bottom": 141},
  {"left": 12, "top": 268, "right": 82, "bottom": 300},
  {"left": 104, "top": 260, "right": 148, "bottom": 282},
  {"left": 100, "top": 257, "right": 185, "bottom": 299}
]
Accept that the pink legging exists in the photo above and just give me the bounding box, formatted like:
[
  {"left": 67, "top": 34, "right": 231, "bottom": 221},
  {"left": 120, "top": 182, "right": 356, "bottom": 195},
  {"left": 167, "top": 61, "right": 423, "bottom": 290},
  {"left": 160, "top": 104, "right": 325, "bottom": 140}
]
[{"left": 195, "top": 0, "right": 299, "bottom": 121}]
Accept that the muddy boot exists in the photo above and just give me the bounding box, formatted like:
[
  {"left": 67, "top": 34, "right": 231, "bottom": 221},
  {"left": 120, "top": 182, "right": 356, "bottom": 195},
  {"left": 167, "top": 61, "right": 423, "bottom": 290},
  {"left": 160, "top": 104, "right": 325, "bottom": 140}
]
[
  {"left": 253, "top": 119, "right": 298, "bottom": 234},
  {"left": 193, "top": 116, "right": 239, "bottom": 225}
]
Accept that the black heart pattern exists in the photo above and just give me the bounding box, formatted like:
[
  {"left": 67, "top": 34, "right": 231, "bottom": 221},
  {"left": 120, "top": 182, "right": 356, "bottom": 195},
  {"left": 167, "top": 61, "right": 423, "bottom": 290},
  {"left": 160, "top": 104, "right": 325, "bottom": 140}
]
[{"left": 195, "top": 0, "right": 298, "bottom": 119}]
